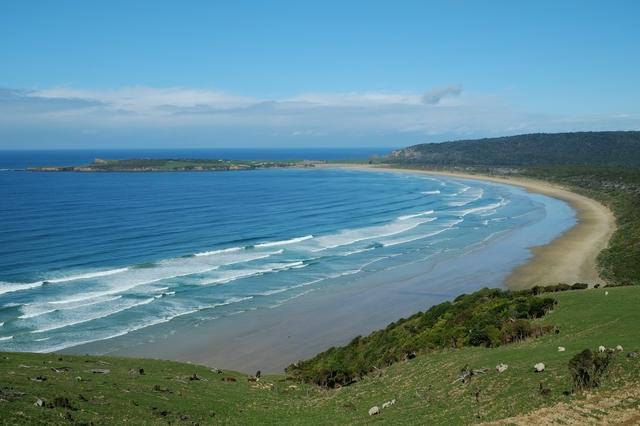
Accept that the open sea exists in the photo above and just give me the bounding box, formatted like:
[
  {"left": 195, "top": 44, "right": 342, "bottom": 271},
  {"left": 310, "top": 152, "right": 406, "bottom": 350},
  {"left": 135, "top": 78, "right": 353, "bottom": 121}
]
[{"left": 0, "top": 149, "right": 575, "bottom": 354}]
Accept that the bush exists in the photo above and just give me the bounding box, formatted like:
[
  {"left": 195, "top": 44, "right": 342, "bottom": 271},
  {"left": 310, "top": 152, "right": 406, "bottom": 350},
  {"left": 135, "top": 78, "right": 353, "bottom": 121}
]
[
  {"left": 571, "top": 282, "right": 589, "bottom": 290},
  {"left": 568, "top": 349, "right": 614, "bottom": 390}
]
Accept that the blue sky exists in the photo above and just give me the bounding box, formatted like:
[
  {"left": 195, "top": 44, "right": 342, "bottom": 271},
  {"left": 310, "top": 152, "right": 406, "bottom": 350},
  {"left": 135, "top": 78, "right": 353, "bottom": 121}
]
[{"left": 1, "top": 0, "right": 639, "bottom": 149}]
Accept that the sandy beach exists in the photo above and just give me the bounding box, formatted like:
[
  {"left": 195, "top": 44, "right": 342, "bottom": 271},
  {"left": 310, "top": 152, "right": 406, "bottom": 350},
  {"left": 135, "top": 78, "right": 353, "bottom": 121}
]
[{"left": 329, "top": 164, "right": 617, "bottom": 290}]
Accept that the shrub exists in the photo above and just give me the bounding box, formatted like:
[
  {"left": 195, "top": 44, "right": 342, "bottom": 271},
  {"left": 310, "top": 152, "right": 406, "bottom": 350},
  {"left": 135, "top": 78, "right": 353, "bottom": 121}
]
[{"left": 568, "top": 349, "right": 614, "bottom": 390}]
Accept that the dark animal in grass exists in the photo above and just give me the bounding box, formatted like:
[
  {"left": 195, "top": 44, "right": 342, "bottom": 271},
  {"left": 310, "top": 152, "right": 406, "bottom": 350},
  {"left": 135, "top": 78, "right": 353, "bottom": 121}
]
[
  {"left": 539, "top": 382, "right": 551, "bottom": 397},
  {"left": 152, "top": 385, "right": 172, "bottom": 393},
  {"left": 247, "top": 376, "right": 258, "bottom": 383},
  {"left": 52, "top": 396, "right": 76, "bottom": 410},
  {"left": 255, "top": 370, "right": 261, "bottom": 378},
  {"left": 223, "top": 376, "right": 237, "bottom": 382}
]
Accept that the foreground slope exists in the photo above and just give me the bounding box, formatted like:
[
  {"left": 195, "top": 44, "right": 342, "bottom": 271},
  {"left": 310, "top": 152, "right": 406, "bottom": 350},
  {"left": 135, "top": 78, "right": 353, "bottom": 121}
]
[{"left": 1, "top": 286, "right": 639, "bottom": 425}]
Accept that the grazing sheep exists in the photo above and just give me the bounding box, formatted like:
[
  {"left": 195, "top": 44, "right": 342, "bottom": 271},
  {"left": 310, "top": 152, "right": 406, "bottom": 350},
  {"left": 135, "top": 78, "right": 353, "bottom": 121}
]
[
  {"left": 616, "top": 345, "right": 624, "bottom": 352},
  {"left": 534, "top": 363, "right": 545, "bottom": 372},
  {"left": 598, "top": 346, "right": 606, "bottom": 353},
  {"left": 558, "top": 346, "right": 566, "bottom": 352},
  {"left": 605, "top": 291, "right": 609, "bottom": 296},
  {"left": 496, "top": 363, "right": 508, "bottom": 373},
  {"left": 368, "top": 406, "right": 380, "bottom": 416},
  {"left": 382, "top": 399, "right": 396, "bottom": 409}
]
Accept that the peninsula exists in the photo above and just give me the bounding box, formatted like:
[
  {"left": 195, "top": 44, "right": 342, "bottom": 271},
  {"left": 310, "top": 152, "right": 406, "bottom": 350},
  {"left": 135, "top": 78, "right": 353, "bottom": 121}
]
[{"left": 29, "top": 158, "right": 314, "bottom": 172}]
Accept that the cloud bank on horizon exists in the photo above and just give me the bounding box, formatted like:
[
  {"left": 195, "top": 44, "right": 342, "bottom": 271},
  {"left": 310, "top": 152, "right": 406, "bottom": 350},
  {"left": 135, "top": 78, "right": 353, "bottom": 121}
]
[{"left": 1, "top": 85, "right": 639, "bottom": 149}]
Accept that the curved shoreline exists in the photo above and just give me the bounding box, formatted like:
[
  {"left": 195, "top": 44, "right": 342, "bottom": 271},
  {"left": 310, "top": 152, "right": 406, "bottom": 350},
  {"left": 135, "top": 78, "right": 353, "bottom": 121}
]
[
  {"left": 62, "top": 164, "right": 615, "bottom": 372},
  {"left": 324, "top": 164, "right": 616, "bottom": 289}
]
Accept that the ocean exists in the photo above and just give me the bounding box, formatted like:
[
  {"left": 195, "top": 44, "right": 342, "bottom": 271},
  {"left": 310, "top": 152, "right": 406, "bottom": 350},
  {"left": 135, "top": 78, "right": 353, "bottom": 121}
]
[{"left": 0, "top": 149, "right": 576, "bottom": 355}]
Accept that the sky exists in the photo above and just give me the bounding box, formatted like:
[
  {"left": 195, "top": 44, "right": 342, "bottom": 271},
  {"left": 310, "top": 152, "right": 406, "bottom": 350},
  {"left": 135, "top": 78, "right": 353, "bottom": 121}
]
[{"left": 1, "top": 0, "right": 639, "bottom": 149}]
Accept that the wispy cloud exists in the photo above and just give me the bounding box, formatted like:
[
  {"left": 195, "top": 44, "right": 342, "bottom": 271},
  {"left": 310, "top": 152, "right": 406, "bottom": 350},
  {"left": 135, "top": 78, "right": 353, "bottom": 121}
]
[{"left": 0, "top": 85, "right": 638, "bottom": 148}]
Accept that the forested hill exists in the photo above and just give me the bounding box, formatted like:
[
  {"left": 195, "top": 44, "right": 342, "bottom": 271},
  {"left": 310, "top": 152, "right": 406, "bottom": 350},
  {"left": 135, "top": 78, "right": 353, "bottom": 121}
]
[{"left": 387, "top": 131, "right": 640, "bottom": 167}]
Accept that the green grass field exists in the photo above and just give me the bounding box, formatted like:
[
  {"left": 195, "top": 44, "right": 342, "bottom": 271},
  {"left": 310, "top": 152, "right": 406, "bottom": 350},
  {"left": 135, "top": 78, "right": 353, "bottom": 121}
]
[{"left": 2, "top": 286, "right": 639, "bottom": 425}]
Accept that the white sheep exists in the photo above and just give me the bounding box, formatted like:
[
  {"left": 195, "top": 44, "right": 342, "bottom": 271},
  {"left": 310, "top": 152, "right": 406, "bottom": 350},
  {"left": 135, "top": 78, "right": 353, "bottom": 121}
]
[
  {"left": 558, "top": 346, "right": 566, "bottom": 352},
  {"left": 598, "top": 345, "right": 606, "bottom": 353},
  {"left": 496, "top": 363, "right": 508, "bottom": 373},
  {"left": 534, "top": 363, "right": 545, "bottom": 372},
  {"left": 605, "top": 291, "right": 609, "bottom": 296},
  {"left": 616, "top": 345, "right": 624, "bottom": 352},
  {"left": 368, "top": 406, "right": 380, "bottom": 416},
  {"left": 382, "top": 399, "right": 396, "bottom": 409}
]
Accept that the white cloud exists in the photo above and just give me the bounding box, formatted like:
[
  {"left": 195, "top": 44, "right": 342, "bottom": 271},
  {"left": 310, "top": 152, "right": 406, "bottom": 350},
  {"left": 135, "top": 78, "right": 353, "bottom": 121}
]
[
  {"left": 32, "top": 86, "right": 256, "bottom": 112},
  {"left": 1, "top": 85, "right": 639, "bottom": 147}
]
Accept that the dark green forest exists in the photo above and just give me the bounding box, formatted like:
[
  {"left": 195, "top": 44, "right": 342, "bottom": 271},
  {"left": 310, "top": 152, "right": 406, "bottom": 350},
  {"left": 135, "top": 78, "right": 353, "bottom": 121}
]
[{"left": 388, "top": 131, "right": 640, "bottom": 167}]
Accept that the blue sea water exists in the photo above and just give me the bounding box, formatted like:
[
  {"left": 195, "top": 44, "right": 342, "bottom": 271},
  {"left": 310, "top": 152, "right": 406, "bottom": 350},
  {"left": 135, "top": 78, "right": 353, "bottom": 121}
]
[{"left": 0, "top": 150, "right": 575, "bottom": 353}]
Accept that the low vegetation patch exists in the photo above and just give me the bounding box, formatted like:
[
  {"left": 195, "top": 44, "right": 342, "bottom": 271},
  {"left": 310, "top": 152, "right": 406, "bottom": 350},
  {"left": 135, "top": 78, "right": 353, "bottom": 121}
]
[
  {"left": 568, "top": 348, "right": 614, "bottom": 391},
  {"left": 286, "top": 288, "right": 556, "bottom": 387}
]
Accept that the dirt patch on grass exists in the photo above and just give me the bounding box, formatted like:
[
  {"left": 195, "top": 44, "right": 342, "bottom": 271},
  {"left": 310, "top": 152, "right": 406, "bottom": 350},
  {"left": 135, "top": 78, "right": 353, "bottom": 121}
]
[{"left": 484, "top": 383, "right": 640, "bottom": 425}]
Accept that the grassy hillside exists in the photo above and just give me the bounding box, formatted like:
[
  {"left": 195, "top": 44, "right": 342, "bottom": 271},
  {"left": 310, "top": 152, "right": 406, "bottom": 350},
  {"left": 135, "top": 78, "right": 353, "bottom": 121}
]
[
  {"left": 2, "top": 286, "right": 639, "bottom": 425},
  {"left": 388, "top": 131, "right": 640, "bottom": 167}
]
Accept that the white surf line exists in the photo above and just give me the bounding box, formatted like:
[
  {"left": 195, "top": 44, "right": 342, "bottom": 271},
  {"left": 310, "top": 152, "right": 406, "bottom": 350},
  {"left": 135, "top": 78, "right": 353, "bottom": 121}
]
[
  {"left": 194, "top": 246, "right": 243, "bottom": 257},
  {"left": 311, "top": 218, "right": 431, "bottom": 252},
  {"left": 31, "top": 297, "right": 156, "bottom": 334},
  {"left": 198, "top": 261, "right": 307, "bottom": 286},
  {"left": 254, "top": 235, "right": 313, "bottom": 248},
  {"left": 0, "top": 267, "right": 130, "bottom": 296},
  {"left": 33, "top": 297, "right": 255, "bottom": 353},
  {"left": 19, "top": 295, "right": 123, "bottom": 319},
  {"left": 398, "top": 211, "right": 436, "bottom": 221}
]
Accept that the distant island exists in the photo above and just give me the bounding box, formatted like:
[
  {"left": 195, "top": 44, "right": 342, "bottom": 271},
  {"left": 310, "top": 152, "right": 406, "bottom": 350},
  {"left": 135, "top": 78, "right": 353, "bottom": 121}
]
[{"left": 29, "top": 158, "right": 317, "bottom": 172}]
